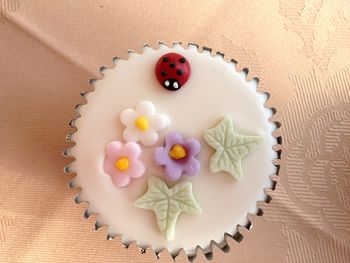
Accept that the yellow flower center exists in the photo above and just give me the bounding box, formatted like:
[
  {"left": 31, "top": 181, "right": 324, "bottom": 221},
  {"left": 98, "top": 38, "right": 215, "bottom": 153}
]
[
  {"left": 115, "top": 157, "right": 130, "bottom": 171},
  {"left": 135, "top": 116, "right": 149, "bottom": 132},
  {"left": 169, "top": 144, "right": 187, "bottom": 160}
]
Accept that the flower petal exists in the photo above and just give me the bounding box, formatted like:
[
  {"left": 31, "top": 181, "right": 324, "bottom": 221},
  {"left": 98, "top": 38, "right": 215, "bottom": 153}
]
[
  {"left": 104, "top": 156, "right": 118, "bottom": 176},
  {"left": 123, "top": 128, "right": 140, "bottom": 143},
  {"left": 128, "top": 160, "right": 146, "bottom": 179},
  {"left": 121, "top": 141, "right": 141, "bottom": 159},
  {"left": 184, "top": 157, "right": 200, "bottom": 176},
  {"left": 164, "top": 162, "right": 183, "bottom": 181},
  {"left": 140, "top": 131, "right": 159, "bottom": 147},
  {"left": 106, "top": 141, "right": 123, "bottom": 159},
  {"left": 120, "top": 108, "right": 136, "bottom": 127},
  {"left": 165, "top": 132, "right": 184, "bottom": 147},
  {"left": 151, "top": 114, "right": 168, "bottom": 131},
  {"left": 153, "top": 147, "right": 169, "bottom": 165},
  {"left": 136, "top": 101, "right": 155, "bottom": 116},
  {"left": 111, "top": 174, "right": 132, "bottom": 188},
  {"left": 185, "top": 138, "right": 201, "bottom": 156}
]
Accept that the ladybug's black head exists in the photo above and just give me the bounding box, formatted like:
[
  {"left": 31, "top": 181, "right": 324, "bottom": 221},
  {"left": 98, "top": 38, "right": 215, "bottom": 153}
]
[{"left": 163, "top": 79, "right": 180, "bottom": 91}]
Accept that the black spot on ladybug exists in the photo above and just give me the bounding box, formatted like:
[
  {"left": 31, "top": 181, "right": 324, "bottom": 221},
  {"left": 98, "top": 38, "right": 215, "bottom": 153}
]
[
  {"left": 177, "top": 69, "right": 183, "bottom": 76},
  {"left": 169, "top": 62, "right": 176, "bottom": 68},
  {"left": 161, "top": 71, "right": 167, "bottom": 76},
  {"left": 179, "top": 57, "right": 186, "bottom": 63},
  {"left": 163, "top": 57, "right": 169, "bottom": 62}
]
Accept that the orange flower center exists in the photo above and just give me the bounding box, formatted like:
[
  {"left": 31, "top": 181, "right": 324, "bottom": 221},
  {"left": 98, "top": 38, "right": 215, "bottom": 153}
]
[
  {"left": 169, "top": 144, "right": 187, "bottom": 160},
  {"left": 115, "top": 157, "right": 130, "bottom": 171}
]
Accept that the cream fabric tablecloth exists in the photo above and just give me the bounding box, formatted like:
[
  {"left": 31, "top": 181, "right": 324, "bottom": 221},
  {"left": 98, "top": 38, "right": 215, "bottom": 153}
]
[{"left": 0, "top": 1, "right": 349, "bottom": 262}]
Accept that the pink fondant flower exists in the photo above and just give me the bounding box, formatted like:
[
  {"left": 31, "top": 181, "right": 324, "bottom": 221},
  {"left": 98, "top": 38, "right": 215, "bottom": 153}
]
[{"left": 104, "top": 141, "right": 145, "bottom": 187}]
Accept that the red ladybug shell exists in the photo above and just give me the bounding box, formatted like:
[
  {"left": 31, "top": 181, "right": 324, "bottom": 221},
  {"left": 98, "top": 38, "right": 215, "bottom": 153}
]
[{"left": 155, "top": 53, "right": 191, "bottom": 91}]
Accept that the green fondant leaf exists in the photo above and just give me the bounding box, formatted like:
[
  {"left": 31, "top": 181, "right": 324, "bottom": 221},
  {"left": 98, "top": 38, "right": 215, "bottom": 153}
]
[
  {"left": 134, "top": 177, "right": 201, "bottom": 241},
  {"left": 204, "top": 115, "right": 264, "bottom": 180}
]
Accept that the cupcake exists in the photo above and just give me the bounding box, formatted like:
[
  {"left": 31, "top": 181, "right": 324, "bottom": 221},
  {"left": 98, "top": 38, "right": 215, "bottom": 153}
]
[{"left": 64, "top": 42, "right": 277, "bottom": 257}]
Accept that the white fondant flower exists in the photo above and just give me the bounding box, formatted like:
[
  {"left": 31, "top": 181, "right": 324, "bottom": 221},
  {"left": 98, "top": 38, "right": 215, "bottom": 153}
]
[{"left": 120, "top": 101, "right": 168, "bottom": 147}]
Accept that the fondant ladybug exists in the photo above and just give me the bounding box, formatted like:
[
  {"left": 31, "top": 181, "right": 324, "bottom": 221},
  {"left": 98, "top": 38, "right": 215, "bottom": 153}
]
[{"left": 155, "top": 53, "right": 191, "bottom": 91}]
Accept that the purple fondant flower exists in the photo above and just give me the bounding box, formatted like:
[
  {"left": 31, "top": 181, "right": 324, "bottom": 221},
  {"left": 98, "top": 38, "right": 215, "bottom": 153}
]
[{"left": 154, "top": 132, "right": 201, "bottom": 181}]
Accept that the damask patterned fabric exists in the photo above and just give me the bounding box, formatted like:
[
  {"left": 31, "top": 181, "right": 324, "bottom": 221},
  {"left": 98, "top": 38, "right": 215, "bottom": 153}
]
[{"left": 0, "top": 1, "right": 349, "bottom": 262}]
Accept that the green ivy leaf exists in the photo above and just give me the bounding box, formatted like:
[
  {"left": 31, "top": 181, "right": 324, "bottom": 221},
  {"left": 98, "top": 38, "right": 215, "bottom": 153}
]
[
  {"left": 135, "top": 177, "right": 201, "bottom": 241},
  {"left": 204, "top": 115, "right": 264, "bottom": 180}
]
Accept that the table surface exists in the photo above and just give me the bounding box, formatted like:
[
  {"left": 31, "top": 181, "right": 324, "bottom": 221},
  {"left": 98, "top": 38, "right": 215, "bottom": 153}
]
[{"left": 0, "top": 1, "right": 349, "bottom": 262}]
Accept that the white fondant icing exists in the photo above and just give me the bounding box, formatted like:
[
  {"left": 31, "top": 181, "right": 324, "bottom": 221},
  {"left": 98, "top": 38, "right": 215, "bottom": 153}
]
[{"left": 70, "top": 44, "right": 277, "bottom": 255}]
